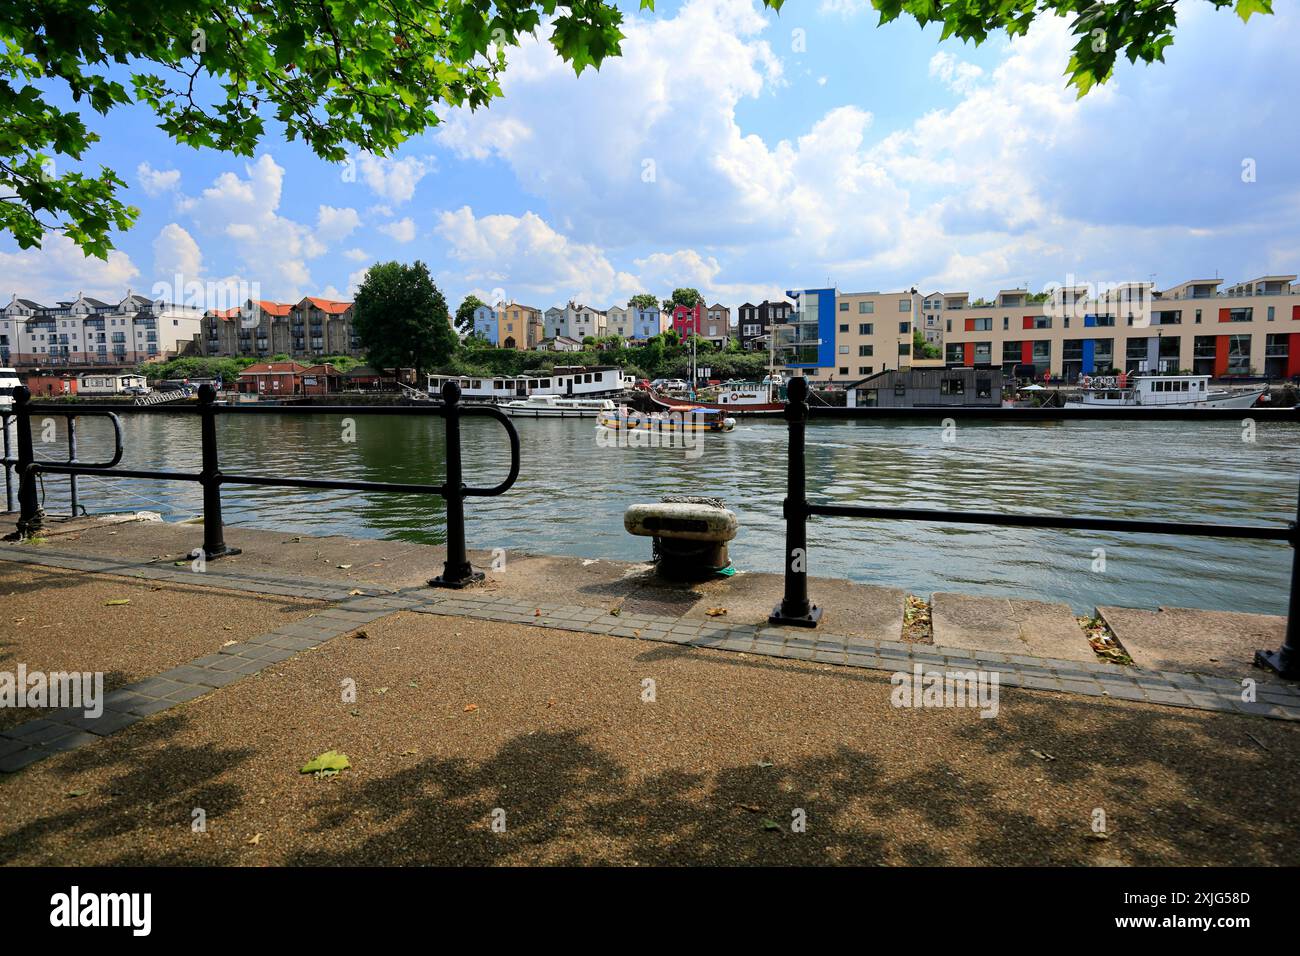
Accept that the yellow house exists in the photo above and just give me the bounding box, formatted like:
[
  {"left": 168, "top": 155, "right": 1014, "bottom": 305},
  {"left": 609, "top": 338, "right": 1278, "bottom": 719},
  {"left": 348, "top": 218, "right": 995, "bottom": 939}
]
[{"left": 495, "top": 302, "right": 544, "bottom": 350}]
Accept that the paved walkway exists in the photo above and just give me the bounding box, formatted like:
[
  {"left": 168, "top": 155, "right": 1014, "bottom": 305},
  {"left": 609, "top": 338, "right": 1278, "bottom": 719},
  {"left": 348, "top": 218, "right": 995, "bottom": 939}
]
[{"left": 3, "top": 536, "right": 1298, "bottom": 774}]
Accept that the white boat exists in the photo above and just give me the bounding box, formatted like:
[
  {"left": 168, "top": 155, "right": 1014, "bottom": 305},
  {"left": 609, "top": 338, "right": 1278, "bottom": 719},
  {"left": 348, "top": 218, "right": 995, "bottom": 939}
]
[
  {"left": 500, "top": 395, "right": 616, "bottom": 418},
  {"left": 0, "top": 367, "right": 19, "bottom": 410},
  {"left": 1064, "top": 373, "right": 1265, "bottom": 409}
]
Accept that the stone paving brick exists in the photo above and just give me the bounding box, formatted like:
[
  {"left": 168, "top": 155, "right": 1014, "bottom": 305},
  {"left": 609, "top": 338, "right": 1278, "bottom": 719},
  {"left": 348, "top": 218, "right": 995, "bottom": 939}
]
[
  {"left": 128, "top": 698, "right": 178, "bottom": 717},
  {"left": 0, "top": 747, "right": 44, "bottom": 772},
  {"left": 7, "top": 719, "right": 77, "bottom": 745},
  {"left": 0, "top": 735, "right": 31, "bottom": 759},
  {"left": 78, "top": 711, "right": 140, "bottom": 736},
  {"left": 163, "top": 684, "right": 210, "bottom": 703}
]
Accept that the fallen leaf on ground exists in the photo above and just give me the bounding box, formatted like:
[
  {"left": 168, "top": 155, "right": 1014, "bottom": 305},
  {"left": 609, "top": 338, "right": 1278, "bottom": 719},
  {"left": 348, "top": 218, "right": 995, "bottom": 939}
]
[
  {"left": 1030, "top": 750, "right": 1056, "bottom": 762},
  {"left": 464, "top": 703, "right": 478, "bottom": 713},
  {"left": 66, "top": 788, "right": 88, "bottom": 798},
  {"left": 352, "top": 629, "right": 368, "bottom": 640},
  {"left": 222, "top": 640, "right": 237, "bottom": 647},
  {"left": 348, "top": 589, "right": 363, "bottom": 596},
  {"left": 756, "top": 760, "right": 774, "bottom": 768},
  {"left": 104, "top": 599, "right": 130, "bottom": 606},
  {"left": 300, "top": 750, "right": 351, "bottom": 776},
  {"left": 246, "top": 833, "right": 262, "bottom": 846},
  {"left": 761, "top": 819, "right": 781, "bottom": 831},
  {"left": 734, "top": 803, "right": 762, "bottom": 813},
  {"left": 705, "top": 607, "right": 727, "bottom": 617},
  {"left": 337, "top": 564, "right": 352, "bottom": 570}
]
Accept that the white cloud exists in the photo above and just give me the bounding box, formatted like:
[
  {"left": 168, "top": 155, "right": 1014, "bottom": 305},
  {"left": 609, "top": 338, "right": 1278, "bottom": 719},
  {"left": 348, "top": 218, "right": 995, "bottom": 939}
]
[
  {"left": 342, "top": 247, "right": 370, "bottom": 262},
  {"left": 316, "top": 205, "right": 361, "bottom": 243},
  {"left": 356, "top": 153, "right": 433, "bottom": 204},
  {"left": 929, "top": 51, "right": 984, "bottom": 94},
  {"left": 176, "top": 154, "right": 330, "bottom": 298},
  {"left": 0, "top": 234, "right": 139, "bottom": 303},
  {"left": 378, "top": 217, "right": 417, "bottom": 243},
  {"left": 137, "top": 162, "right": 181, "bottom": 198},
  {"left": 152, "top": 223, "right": 202, "bottom": 282}
]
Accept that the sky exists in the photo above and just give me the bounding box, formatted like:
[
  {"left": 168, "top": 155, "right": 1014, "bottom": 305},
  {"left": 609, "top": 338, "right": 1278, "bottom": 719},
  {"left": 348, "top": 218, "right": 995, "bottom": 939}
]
[{"left": 2, "top": 0, "right": 1298, "bottom": 312}]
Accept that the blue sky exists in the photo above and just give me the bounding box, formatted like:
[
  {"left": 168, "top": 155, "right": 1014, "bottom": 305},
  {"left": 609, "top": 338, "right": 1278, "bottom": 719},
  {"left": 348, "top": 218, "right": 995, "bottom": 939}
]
[{"left": 2, "top": 0, "right": 1298, "bottom": 310}]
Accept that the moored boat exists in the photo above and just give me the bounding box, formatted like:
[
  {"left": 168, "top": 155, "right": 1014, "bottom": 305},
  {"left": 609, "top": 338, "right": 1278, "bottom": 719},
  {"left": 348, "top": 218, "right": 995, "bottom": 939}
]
[
  {"left": 597, "top": 406, "right": 737, "bottom": 433},
  {"left": 1063, "top": 373, "right": 1265, "bottom": 409},
  {"left": 500, "top": 395, "right": 615, "bottom": 418}
]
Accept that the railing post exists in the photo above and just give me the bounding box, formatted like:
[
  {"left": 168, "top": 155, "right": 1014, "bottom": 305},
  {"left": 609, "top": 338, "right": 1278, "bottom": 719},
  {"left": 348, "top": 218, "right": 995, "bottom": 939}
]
[
  {"left": 198, "top": 384, "right": 240, "bottom": 560},
  {"left": 769, "top": 376, "right": 821, "bottom": 627},
  {"left": 67, "top": 414, "right": 80, "bottom": 516},
  {"left": 1255, "top": 472, "right": 1300, "bottom": 679},
  {"left": 13, "top": 386, "right": 44, "bottom": 537},
  {"left": 2, "top": 410, "right": 14, "bottom": 513},
  {"left": 429, "top": 381, "right": 484, "bottom": 589}
]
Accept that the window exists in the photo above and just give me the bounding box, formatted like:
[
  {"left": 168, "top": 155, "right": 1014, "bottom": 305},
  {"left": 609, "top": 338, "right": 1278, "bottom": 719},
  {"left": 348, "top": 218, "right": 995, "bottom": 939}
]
[
  {"left": 894, "top": 384, "right": 906, "bottom": 396},
  {"left": 859, "top": 301, "right": 874, "bottom": 314},
  {"left": 839, "top": 345, "right": 849, "bottom": 354},
  {"left": 839, "top": 324, "right": 849, "bottom": 332},
  {"left": 976, "top": 377, "right": 992, "bottom": 399},
  {"left": 859, "top": 344, "right": 873, "bottom": 356},
  {"left": 839, "top": 302, "right": 849, "bottom": 311},
  {"left": 898, "top": 342, "right": 910, "bottom": 355},
  {"left": 971, "top": 318, "right": 992, "bottom": 331},
  {"left": 946, "top": 319, "right": 951, "bottom": 332},
  {"left": 899, "top": 322, "right": 910, "bottom": 334},
  {"left": 1002, "top": 317, "right": 1009, "bottom": 330},
  {"left": 839, "top": 367, "right": 849, "bottom": 375},
  {"left": 941, "top": 378, "right": 965, "bottom": 395},
  {"left": 1269, "top": 306, "right": 1276, "bottom": 321},
  {"left": 1195, "top": 308, "right": 1202, "bottom": 324},
  {"left": 899, "top": 299, "right": 911, "bottom": 312},
  {"left": 858, "top": 366, "right": 871, "bottom": 375},
  {"left": 858, "top": 323, "right": 872, "bottom": 335}
]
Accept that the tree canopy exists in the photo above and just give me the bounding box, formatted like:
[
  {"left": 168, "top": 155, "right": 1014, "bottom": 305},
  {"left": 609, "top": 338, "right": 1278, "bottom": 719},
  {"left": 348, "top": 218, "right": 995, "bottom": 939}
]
[
  {"left": 0, "top": 0, "right": 1272, "bottom": 258},
  {"left": 352, "top": 260, "right": 457, "bottom": 375},
  {"left": 455, "top": 294, "right": 486, "bottom": 335}
]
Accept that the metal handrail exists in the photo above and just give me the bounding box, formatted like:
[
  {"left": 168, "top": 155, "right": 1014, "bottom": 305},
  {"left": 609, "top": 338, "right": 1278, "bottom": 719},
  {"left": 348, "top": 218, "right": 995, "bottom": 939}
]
[
  {"left": 769, "top": 375, "right": 1300, "bottom": 680},
  {"left": 5, "top": 381, "right": 519, "bottom": 589}
]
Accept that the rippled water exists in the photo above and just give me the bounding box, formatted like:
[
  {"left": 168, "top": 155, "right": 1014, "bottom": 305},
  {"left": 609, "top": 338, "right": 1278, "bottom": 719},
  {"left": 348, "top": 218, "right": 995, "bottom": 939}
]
[{"left": 15, "top": 412, "right": 1299, "bottom": 614}]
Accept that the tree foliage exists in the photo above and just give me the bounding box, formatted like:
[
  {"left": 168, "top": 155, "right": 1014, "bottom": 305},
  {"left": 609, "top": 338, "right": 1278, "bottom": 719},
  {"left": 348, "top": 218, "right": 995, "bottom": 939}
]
[
  {"left": 873, "top": 0, "right": 1272, "bottom": 96},
  {"left": 627, "top": 293, "right": 657, "bottom": 310},
  {"left": 0, "top": 0, "right": 1272, "bottom": 258},
  {"left": 0, "top": 0, "right": 633, "bottom": 258},
  {"left": 455, "top": 294, "right": 486, "bottom": 335},
  {"left": 660, "top": 288, "right": 703, "bottom": 313},
  {"left": 352, "top": 260, "right": 457, "bottom": 375}
]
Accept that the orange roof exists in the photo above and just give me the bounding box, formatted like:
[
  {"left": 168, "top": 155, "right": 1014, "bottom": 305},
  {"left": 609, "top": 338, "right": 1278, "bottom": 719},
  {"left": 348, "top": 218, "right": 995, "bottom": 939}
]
[
  {"left": 302, "top": 296, "right": 352, "bottom": 314},
  {"left": 256, "top": 300, "right": 294, "bottom": 317}
]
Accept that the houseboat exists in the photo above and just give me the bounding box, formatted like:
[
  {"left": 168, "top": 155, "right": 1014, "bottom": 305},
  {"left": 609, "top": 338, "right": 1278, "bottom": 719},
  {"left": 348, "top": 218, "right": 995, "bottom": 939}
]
[
  {"left": 1064, "top": 374, "right": 1265, "bottom": 409},
  {"left": 76, "top": 372, "right": 148, "bottom": 396},
  {"left": 650, "top": 380, "right": 785, "bottom": 416},
  {"left": 427, "top": 366, "right": 628, "bottom": 402},
  {"left": 596, "top": 407, "right": 736, "bottom": 433},
  {"left": 501, "top": 395, "right": 616, "bottom": 418}
]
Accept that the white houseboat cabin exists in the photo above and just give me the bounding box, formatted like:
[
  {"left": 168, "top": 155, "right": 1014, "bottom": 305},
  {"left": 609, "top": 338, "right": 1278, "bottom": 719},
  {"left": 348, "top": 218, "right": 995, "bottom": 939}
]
[
  {"left": 77, "top": 372, "right": 147, "bottom": 395},
  {"left": 427, "top": 365, "right": 631, "bottom": 401}
]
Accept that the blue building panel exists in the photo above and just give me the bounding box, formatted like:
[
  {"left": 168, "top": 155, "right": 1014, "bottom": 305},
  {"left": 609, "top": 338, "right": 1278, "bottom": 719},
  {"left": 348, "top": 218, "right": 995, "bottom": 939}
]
[{"left": 783, "top": 287, "right": 836, "bottom": 370}]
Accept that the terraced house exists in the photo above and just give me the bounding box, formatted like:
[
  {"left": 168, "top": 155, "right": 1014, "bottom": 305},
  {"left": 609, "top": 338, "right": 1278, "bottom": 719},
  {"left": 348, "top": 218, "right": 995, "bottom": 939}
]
[
  {"left": 199, "top": 296, "right": 359, "bottom": 360},
  {"left": 0, "top": 291, "right": 203, "bottom": 368},
  {"left": 495, "top": 302, "right": 543, "bottom": 349},
  {"left": 782, "top": 287, "right": 919, "bottom": 387}
]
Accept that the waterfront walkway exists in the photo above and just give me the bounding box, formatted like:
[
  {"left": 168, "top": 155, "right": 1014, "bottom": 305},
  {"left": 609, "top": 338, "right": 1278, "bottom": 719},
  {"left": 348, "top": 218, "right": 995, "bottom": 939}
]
[{"left": 1, "top": 514, "right": 1297, "bottom": 865}]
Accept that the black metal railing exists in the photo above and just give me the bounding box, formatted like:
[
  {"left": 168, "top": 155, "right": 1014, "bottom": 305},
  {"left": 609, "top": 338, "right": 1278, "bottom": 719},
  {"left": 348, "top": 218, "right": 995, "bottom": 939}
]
[
  {"left": 2, "top": 382, "right": 519, "bottom": 588},
  {"left": 769, "top": 376, "right": 1300, "bottom": 680}
]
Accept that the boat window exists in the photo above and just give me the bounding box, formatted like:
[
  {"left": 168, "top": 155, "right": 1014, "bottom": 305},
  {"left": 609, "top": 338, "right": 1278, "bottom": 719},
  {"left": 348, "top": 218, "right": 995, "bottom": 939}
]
[
  {"left": 894, "top": 384, "right": 906, "bottom": 396},
  {"left": 540, "top": 379, "right": 550, "bottom": 388},
  {"left": 976, "top": 377, "right": 991, "bottom": 398},
  {"left": 494, "top": 380, "right": 504, "bottom": 389}
]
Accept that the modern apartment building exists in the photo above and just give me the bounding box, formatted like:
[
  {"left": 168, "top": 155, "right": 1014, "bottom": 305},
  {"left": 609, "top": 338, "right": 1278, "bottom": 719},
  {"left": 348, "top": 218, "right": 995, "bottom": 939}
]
[
  {"left": 938, "top": 275, "right": 1300, "bottom": 380},
  {"left": 199, "top": 296, "right": 359, "bottom": 360},
  {"left": 0, "top": 292, "right": 203, "bottom": 368},
  {"left": 782, "top": 288, "right": 918, "bottom": 386}
]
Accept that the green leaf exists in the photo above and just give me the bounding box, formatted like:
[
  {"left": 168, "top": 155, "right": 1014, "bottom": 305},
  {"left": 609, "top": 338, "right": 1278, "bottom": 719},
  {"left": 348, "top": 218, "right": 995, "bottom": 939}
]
[{"left": 300, "top": 750, "right": 351, "bottom": 775}]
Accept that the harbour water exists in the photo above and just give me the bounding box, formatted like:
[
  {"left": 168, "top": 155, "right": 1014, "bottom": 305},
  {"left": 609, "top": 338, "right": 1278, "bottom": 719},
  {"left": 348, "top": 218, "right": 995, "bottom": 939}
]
[{"left": 15, "top": 412, "right": 1298, "bottom": 615}]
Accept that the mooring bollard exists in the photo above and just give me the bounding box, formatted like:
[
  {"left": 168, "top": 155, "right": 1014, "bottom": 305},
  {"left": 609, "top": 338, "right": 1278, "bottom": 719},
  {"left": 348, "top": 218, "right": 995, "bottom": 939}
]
[
  {"left": 13, "top": 386, "right": 44, "bottom": 537},
  {"left": 197, "top": 384, "right": 240, "bottom": 560},
  {"left": 769, "top": 376, "right": 821, "bottom": 627},
  {"left": 430, "top": 380, "right": 485, "bottom": 589}
]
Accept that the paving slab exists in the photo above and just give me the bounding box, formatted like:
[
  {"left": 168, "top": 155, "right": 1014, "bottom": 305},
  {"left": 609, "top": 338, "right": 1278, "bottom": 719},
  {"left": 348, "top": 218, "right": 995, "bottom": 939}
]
[
  {"left": 1099, "top": 605, "right": 1295, "bottom": 683},
  {"left": 932, "top": 593, "right": 1097, "bottom": 662}
]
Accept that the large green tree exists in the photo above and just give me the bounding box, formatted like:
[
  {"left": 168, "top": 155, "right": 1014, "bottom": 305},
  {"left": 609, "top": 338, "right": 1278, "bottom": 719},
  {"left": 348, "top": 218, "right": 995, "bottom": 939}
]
[
  {"left": 627, "top": 293, "right": 658, "bottom": 310},
  {"left": 661, "top": 288, "right": 703, "bottom": 313},
  {"left": 0, "top": 0, "right": 1272, "bottom": 258},
  {"left": 455, "top": 294, "right": 486, "bottom": 335},
  {"left": 352, "top": 260, "right": 457, "bottom": 376}
]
